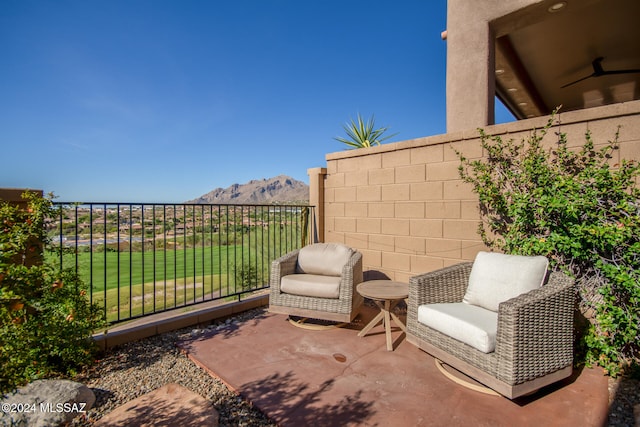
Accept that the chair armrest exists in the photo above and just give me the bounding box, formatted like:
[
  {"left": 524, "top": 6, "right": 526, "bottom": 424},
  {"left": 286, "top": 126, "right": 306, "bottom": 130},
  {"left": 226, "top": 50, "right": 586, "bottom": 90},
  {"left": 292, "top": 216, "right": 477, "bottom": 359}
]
[
  {"left": 342, "top": 251, "right": 363, "bottom": 284},
  {"left": 495, "top": 271, "right": 575, "bottom": 384},
  {"left": 338, "top": 251, "right": 363, "bottom": 300},
  {"left": 269, "top": 250, "right": 300, "bottom": 292},
  {"left": 409, "top": 263, "right": 473, "bottom": 306}
]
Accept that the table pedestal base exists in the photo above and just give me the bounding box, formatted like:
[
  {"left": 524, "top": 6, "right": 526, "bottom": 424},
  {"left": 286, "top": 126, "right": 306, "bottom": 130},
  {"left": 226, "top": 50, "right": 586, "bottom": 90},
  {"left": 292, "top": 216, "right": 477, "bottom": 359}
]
[{"left": 358, "top": 299, "right": 406, "bottom": 351}]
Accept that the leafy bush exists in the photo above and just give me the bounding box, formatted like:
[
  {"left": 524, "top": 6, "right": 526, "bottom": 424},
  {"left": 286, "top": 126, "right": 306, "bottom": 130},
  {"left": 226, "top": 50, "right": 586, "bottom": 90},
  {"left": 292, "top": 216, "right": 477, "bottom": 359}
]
[
  {"left": 0, "top": 191, "right": 105, "bottom": 395},
  {"left": 456, "top": 113, "right": 640, "bottom": 377}
]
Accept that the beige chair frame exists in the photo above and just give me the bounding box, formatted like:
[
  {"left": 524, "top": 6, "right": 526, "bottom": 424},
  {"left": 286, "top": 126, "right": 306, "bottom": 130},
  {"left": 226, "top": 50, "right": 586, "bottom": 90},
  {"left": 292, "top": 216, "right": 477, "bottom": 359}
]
[
  {"left": 406, "top": 263, "right": 575, "bottom": 399},
  {"left": 269, "top": 249, "right": 363, "bottom": 323}
]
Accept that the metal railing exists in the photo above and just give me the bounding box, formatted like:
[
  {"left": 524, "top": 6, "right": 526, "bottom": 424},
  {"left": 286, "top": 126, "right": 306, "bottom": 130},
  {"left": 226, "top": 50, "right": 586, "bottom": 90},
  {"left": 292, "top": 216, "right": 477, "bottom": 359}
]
[{"left": 49, "top": 202, "right": 313, "bottom": 324}]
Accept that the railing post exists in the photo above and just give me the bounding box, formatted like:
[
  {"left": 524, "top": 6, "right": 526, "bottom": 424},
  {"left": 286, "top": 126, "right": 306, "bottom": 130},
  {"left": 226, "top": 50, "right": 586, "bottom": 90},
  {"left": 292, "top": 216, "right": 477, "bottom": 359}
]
[{"left": 307, "top": 167, "right": 326, "bottom": 243}]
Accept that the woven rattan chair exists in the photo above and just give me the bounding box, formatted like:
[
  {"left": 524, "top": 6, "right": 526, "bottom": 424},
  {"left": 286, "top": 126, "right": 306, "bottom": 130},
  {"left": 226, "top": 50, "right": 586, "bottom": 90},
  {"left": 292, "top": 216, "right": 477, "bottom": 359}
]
[
  {"left": 406, "top": 254, "right": 575, "bottom": 399},
  {"left": 269, "top": 243, "right": 363, "bottom": 325}
]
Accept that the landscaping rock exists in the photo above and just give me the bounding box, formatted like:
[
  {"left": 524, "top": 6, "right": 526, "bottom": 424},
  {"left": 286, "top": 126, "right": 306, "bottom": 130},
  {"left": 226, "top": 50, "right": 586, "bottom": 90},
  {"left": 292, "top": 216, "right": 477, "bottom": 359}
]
[
  {"left": 0, "top": 379, "right": 95, "bottom": 427},
  {"left": 93, "top": 383, "right": 218, "bottom": 427}
]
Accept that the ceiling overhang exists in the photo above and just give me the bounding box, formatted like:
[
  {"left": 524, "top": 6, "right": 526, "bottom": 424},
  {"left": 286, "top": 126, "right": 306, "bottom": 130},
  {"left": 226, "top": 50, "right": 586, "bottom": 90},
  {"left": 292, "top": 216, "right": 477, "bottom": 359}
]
[{"left": 492, "top": 0, "right": 640, "bottom": 120}]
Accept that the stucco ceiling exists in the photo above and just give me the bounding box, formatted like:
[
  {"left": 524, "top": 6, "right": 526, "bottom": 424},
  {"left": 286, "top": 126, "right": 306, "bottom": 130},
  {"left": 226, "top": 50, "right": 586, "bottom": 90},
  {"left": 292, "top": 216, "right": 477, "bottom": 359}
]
[{"left": 493, "top": 0, "right": 640, "bottom": 119}]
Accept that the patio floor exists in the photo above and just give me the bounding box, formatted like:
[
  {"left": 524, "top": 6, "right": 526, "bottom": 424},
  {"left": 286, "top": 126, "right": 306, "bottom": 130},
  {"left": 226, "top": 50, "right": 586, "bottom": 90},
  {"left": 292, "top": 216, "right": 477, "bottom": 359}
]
[{"left": 178, "top": 306, "right": 609, "bottom": 427}]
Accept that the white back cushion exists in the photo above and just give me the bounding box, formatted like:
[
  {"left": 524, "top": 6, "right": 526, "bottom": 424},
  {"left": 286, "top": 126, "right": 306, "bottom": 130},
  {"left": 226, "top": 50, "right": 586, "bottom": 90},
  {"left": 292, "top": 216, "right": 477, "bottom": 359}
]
[
  {"left": 463, "top": 252, "right": 549, "bottom": 312},
  {"left": 296, "top": 243, "right": 354, "bottom": 277}
]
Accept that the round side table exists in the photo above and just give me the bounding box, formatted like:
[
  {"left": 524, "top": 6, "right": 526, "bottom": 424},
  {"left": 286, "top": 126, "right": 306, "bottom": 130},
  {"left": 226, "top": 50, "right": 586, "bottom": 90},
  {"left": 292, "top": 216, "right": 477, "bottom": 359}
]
[{"left": 356, "top": 280, "right": 409, "bottom": 351}]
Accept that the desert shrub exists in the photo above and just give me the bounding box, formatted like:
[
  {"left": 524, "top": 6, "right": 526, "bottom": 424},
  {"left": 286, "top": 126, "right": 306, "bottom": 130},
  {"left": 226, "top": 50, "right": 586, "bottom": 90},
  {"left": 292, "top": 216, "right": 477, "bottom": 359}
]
[
  {"left": 334, "top": 113, "right": 397, "bottom": 149},
  {"left": 456, "top": 113, "right": 640, "bottom": 377},
  {"left": 233, "top": 262, "right": 262, "bottom": 291},
  {"left": 0, "top": 192, "right": 105, "bottom": 395}
]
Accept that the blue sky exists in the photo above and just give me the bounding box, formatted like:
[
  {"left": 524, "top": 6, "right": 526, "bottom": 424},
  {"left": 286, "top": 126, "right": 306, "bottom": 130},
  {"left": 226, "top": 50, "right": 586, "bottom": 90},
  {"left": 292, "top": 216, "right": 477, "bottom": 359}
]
[{"left": 1, "top": 1, "right": 514, "bottom": 202}]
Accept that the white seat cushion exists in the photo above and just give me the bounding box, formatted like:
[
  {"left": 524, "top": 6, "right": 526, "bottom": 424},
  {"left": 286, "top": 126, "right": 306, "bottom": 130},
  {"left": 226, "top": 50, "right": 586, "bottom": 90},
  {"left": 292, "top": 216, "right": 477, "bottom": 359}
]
[
  {"left": 280, "top": 274, "right": 341, "bottom": 299},
  {"left": 463, "top": 252, "right": 549, "bottom": 312},
  {"left": 418, "top": 303, "right": 498, "bottom": 353},
  {"left": 296, "top": 243, "right": 354, "bottom": 276}
]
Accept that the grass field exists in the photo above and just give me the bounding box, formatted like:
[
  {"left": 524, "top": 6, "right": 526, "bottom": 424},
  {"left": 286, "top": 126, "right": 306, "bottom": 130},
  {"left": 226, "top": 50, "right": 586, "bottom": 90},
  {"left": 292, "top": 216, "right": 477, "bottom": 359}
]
[
  {"left": 48, "top": 242, "right": 291, "bottom": 322},
  {"left": 50, "top": 242, "right": 292, "bottom": 288},
  {"left": 94, "top": 272, "right": 229, "bottom": 322},
  {"left": 47, "top": 208, "right": 308, "bottom": 322}
]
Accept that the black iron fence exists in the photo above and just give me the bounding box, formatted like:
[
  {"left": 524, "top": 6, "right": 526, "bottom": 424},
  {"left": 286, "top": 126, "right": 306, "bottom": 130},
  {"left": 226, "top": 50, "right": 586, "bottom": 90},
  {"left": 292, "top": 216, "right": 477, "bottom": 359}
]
[{"left": 49, "top": 202, "right": 313, "bottom": 324}]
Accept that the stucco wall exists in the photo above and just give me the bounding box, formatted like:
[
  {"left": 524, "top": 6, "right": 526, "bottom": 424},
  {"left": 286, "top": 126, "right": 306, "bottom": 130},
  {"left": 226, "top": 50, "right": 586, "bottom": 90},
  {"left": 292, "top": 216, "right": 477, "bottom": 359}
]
[{"left": 318, "top": 101, "right": 640, "bottom": 282}]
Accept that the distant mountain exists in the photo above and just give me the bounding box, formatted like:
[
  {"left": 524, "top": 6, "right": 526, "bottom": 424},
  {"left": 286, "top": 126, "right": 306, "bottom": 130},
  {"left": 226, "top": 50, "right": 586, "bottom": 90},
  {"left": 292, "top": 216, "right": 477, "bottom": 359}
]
[{"left": 187, "top": 175, "right": 309, "bottom": 204}]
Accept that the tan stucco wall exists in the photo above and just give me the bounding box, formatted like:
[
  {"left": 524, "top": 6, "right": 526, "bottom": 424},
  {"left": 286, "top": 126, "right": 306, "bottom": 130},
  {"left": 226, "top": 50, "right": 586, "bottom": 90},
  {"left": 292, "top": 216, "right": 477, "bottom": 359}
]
[
  {"left": 446, "top": 0, "right": 544, "bottom": 132},
  {"left": 320, "top": 101, "right": 640, "bottom": 282}
]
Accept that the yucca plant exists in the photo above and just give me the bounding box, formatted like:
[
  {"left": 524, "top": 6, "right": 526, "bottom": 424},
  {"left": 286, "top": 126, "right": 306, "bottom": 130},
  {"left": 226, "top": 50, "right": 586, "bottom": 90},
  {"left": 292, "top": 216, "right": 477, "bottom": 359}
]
[{"left": 334, "top": 113, "right": 397, "bottom": 149}]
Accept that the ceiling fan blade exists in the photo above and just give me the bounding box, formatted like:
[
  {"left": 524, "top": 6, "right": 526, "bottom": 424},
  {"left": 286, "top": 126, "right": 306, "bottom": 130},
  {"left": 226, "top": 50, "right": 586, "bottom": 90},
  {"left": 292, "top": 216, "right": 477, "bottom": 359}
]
[
  {"left": 561, "top": 56, "right": 640, "bottom": 88},
  {"left": 602, "top": 69, "right": 640, "bottom": 76},
  {"left": 561, "top": 73, "right": 595, "bottom": 89}
]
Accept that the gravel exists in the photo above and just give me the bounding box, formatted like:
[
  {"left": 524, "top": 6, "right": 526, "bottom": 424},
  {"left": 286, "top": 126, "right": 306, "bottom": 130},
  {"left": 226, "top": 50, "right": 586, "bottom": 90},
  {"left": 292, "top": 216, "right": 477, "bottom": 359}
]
[
  {"left": 70, "top": 308, "right": 276, "bottom": 426},
  {"left": 68, "top": 306, "right": 639, "bottom": 426},
  {"left": 607, "top": 375, "right": 640, "bottom": 427}
]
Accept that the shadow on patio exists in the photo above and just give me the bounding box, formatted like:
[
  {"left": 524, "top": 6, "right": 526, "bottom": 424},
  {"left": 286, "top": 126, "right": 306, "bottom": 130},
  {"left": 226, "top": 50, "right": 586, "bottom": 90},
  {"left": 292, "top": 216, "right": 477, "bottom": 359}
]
[{"left": 179, "top": 305, "right": 610, "bottom": 427}]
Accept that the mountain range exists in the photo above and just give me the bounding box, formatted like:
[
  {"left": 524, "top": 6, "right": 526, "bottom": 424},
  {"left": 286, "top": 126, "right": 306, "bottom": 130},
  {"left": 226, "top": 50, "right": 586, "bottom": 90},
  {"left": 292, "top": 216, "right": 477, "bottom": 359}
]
[{"left": 187, "top": 175, "right": 309, "bottom": 204}]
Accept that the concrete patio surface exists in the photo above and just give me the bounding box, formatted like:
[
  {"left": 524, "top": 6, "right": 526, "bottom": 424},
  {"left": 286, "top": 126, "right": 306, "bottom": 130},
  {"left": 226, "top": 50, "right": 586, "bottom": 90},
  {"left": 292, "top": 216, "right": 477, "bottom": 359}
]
[{"left": 178, "top": 306, "right": 609, "bottom": 426}]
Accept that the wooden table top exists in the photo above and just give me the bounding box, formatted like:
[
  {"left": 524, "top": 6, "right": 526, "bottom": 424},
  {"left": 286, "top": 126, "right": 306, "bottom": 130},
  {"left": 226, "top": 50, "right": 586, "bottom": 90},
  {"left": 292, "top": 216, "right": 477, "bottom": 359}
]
[{"left": 357, "top": 280, "right": 409, "bottom": 300}]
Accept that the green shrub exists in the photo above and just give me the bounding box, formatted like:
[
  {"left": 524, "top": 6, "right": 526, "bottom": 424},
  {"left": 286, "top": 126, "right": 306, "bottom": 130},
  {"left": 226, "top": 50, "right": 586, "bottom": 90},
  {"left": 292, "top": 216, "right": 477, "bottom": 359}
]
[
  {"left": 0, "top": 191, "right": 105, "bottom": 395},
  {"left": 233, "top": 262, "right": 261, "bottom": 291},
  {"left": 456, "top": 112, "right": 640, "bottom": 377}
]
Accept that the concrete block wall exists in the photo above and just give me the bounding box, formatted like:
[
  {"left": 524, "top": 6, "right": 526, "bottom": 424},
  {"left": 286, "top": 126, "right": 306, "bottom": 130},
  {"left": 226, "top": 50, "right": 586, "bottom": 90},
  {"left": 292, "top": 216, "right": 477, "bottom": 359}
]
[{"left": 317, "top": 100, "right": 640, "bottom": 282}]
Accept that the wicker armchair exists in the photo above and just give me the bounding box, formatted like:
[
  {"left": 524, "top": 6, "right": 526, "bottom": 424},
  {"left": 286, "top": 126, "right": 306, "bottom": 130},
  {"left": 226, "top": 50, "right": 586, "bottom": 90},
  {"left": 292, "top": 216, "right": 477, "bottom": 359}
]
[
  {"left": 269, "top": 243, "right": 363, "bottom": 323},
  {"left": 406, "top": 256, "right": 575, "bottom": 399}
]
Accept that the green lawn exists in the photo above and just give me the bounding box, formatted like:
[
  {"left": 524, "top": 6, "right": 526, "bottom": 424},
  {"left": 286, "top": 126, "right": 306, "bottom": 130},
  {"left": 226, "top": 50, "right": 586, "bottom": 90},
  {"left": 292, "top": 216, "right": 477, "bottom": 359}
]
[
  {"left": 47, "top": 242, "right": 293, "bottom": 322},
  {"left": 95, "top": 272, "right": 228, "bottom": 322},
  {"left": 51, "top": 241, "right": 292, "bottom": 287},
  {"left": 46, "top": 215, "right": 307, "bottom": 322},
  {"left": 58, "top": 245, "right": 229, "bottom": 290}
]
